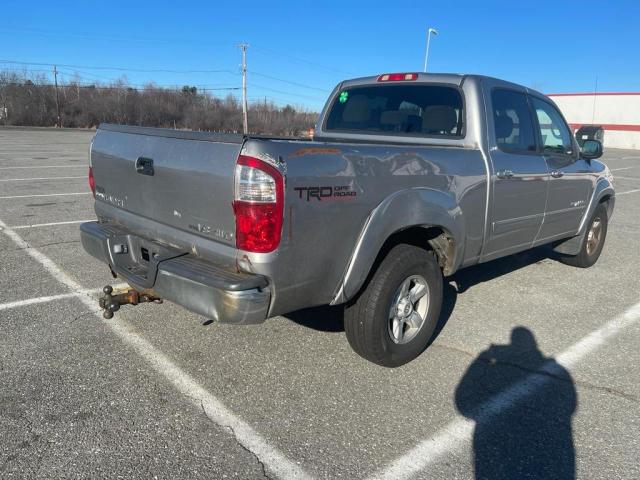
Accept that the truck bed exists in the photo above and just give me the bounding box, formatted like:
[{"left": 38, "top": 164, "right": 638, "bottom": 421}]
[{"left": 99, "top": 123, "right": 312, "bottom": 143}]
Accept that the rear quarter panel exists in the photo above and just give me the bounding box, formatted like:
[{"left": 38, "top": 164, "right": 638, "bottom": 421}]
[{"left": 241, "top": 139, "right": 487, "bottom": 315}]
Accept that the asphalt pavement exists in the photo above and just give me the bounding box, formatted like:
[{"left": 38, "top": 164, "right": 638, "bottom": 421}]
[{"left": 1, "top": 127, "right": 638, "bottom": 479}]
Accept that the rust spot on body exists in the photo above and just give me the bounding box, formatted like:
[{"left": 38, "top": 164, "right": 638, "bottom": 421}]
[{"left": 289, "top": 147, "right": 341, "bottom": 158}]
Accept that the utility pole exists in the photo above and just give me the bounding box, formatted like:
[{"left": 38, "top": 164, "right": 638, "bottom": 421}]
[
  {"left": 238, "top": 43, "right": 249, "bottom": 134},
  {"left": 53, "top": 65, "right": 61, "bottom": 128}
]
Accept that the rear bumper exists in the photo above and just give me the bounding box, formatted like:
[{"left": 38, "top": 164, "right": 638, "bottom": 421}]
[{"left": 80, "top": 221, "right": 270, "bottom": 324}]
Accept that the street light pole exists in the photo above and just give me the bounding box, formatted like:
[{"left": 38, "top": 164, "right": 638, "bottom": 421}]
[{"left": 423, "top": 27, "right": 438, "bottom": 73}]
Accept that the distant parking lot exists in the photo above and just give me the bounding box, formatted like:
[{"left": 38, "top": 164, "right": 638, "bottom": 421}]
[{"left": 1, "top": 127, "right": 639, "bottom": 479}]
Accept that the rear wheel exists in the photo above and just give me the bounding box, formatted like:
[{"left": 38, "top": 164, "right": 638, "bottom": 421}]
[
  {"left": 344, "top": 244, "right": 443, "bottom": 367},
  {"left": 560, "top": 203, "right": 608, "bottom": 268}
]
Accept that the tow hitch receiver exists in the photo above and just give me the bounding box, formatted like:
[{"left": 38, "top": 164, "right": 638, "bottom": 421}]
[{"left": 99, "top": 285, "right": 163, "bottom": 319}]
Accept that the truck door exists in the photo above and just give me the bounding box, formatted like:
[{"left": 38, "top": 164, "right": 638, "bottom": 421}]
[
  {"left": 483, "top": 88, "right": 548, "bottom": 260},
  {"left": 529, "top": 96, "right": 593, "bottom": 241}
]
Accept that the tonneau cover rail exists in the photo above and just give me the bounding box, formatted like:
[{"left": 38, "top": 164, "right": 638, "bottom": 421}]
[{"left": 99, "top": 123, "right": 312, "bottom": 143}]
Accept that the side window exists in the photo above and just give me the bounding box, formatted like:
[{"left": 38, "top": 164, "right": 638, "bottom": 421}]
[
  {"left": 530, "top": 97, "right": 573, "bottom": 155},
  {"left": 491, "top": 89, "right": 537, "bottom": 154}
]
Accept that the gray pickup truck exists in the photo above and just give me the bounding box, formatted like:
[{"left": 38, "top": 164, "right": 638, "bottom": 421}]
[{"left": 81, "top": 72, "right": 615, "bottom": 366}]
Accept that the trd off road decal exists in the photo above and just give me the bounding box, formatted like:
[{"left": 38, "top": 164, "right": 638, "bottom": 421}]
[{"left": 294, "top": 185, "right": 356, "bottom": 201}]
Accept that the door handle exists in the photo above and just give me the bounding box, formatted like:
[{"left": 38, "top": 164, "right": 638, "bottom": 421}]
[
  {"left": 551, "top": 170, "right": 564, "bottom": 178},
  {"left": 135, "top": 157, "right": 154, "bottom": 176},
  {"left": 496, "top": 169, "right": 514, "bottom": 179}
]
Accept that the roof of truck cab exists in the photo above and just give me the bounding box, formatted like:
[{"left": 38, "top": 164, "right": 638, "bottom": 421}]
[
  {"left": 341, "top": 73, "right": 466, "bottom": 87},
  {"left": 339, "top": 73, "right": 545, "bottom": 97}
]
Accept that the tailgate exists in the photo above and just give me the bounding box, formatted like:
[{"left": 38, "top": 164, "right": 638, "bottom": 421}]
[{"left": 91, "top": 125, "right": 243, "bottom": 248}]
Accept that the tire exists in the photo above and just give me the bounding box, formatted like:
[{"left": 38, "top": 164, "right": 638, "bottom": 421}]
[
  {"left": 344, "top": 244, "right": 443, "bottom": 367},
  {"left": 560, "top": 203, "right": 608, "bottom": 268}
]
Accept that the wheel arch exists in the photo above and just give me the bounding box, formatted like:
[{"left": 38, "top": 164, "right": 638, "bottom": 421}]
[
  {"left": 554, "top": 177, "right": 614, "bottom": 256},
  {"left": 330, "top": 188, "right": 465, "bottom": 304},
  {"left": 598, "top": 191, "right": 615, "bottom": 220},
  {"left": 580, "top": 177, "right": 615, "bottom": 233}
]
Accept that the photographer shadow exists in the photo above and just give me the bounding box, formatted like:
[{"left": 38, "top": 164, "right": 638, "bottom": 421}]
[{"left": 455, "top": 327, "right": 577, "bottom": 479}]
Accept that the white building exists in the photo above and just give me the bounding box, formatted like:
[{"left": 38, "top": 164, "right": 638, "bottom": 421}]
[{"left": 548, "top": 92, "right": 640, "bottom": 150}]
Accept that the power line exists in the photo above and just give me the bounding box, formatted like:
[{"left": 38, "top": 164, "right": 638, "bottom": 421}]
[
  {"left": 55, "top": 67, "right": 124, "bottom": 83},
  {"left": 2, "top": 81, "right": 306, "bottom": 109},
  {"left": 0, "top": 59, "right": 236, "bottom": 75},
  {"left": 0, "top": 68, "right": 51, "bottom": 75},
  {"left": 248, "top": 70, "right": 329, "bottom": 92},
  {"left": 0, "top": 24, "right": 352, "bottom": 77},
  {"left": 251, "top": 45, "right": 356, "bottom": 76},
  {"left": 1, "top": 63, "right": 241, "bottom": 91},
  {"left": 5, "top": 79, "right": 309, "bottom": 102},
  {"left": 2, "top": 82, "right": 239, "bottom": 92},
  {"left": 0, "top": 25, "right": 352, "bottom": 77},
  {"left": 0, "top": 26, "right": 234, "bottom": 48},
  {"left": 53, "top": 69, "right": 239, "bottom": 90},
  {"left": 2, "top": 68, "right": 239, "bottom": 91},
  {"left": 1, "top": 59, "right": 327, "bottom": 106},
  {"left": 247, "top": 82, "right": 323, "bottom": 101}
]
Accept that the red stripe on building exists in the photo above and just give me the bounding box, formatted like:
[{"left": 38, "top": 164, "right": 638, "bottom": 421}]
[
  {"left": 569, "top": 123, "right": 640, "bottom": 132},
  {"left": 548, "top": 92, "right": 640, "bottom": 97}
]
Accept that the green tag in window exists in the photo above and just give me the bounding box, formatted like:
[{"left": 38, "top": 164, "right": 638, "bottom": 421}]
[{"left": 339, "top": 91, "right": 349, "bottom": 103}]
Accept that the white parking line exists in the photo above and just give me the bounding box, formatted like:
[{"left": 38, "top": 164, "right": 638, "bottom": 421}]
[
  {"left": 0, "top": 165, "right": 85, "bottom": 170},
  {"left": 617, "top": 189, "right": 640, "bottom": 196},
  {"left": 612, "top": 176, "right": 639, "bottom": 181},
  {"left": 0, "top": 176, "right": 85, "bottom": 182},
  {"left": 0, "top": 293, "right": 80, "bottom": 311},
  {"left": 0, "top": 285, "right": 130, "bottom": 312},
  {"left": 0, "top": 192, "right": 91, "bottom": 199},
  {"left": 0, "top": 219, "right": 312, "bottom": 480},
  {"left": 611, "top": 166, "right": 639, "bottom": 171},
  {"left": 12, "top": 219, "right": 93, "bottom": 229},
  {"left": 368, "top": 301, "right": 640, "bottom": 480}
]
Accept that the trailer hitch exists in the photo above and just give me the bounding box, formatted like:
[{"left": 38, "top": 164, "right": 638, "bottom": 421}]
[{"left": 99, "top": 285, "right": 163, "bottom": 319}]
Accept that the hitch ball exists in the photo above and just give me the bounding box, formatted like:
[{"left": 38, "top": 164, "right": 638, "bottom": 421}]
[{"left": 98, "top": 284, "right": 162, "bottom": 319}]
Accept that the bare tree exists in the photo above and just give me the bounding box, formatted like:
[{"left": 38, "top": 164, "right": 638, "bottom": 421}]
[{"left": 0, "top": 69, "right": 317, "bottom": 135}]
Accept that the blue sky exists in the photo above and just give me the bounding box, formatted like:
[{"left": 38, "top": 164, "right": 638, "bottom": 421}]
[{"left": 2, "top": 0, "right": 638, "bottom": 110}]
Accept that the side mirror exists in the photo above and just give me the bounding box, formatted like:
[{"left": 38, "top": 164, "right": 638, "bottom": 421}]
[{"left": 581, "top": 139, "right": 603, "bottom": 160}]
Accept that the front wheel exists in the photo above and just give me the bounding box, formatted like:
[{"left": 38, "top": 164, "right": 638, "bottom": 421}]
[
  {"left": 344, "top": 244, "right": 443, "bottom": 367},
  {"left": 560, "top": 203, "right": 608, "bottom": 268}
]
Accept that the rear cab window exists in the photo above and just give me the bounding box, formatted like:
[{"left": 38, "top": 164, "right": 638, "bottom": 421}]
[{"left": 324, "top": 84, "right": 464, "bottom": 138}]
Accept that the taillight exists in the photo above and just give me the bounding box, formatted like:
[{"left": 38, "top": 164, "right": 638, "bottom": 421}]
[
  {"left": 88, "top": 167, "right": 96, "bottom": 197},
  {"left": 377, "top": 73, "right": 418, "bottom": 82},
  {"left": 233, "top": 155, "right": 284, "bottom": 253}
]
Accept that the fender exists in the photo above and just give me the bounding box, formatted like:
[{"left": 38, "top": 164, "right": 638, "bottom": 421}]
[
  {"left": 330, "top": 188, "right": 465, "bottom": 304},
  {"left": 554, "top": 177, "right": 615, "bottom": 255}
]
